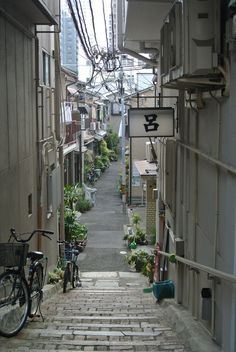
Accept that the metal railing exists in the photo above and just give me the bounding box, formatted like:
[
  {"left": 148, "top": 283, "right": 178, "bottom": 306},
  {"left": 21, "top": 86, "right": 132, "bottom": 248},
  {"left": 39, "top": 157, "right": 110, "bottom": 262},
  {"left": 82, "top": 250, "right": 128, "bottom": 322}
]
[{"left": 159, "top": 250, "right": 236, "bottom": 284}]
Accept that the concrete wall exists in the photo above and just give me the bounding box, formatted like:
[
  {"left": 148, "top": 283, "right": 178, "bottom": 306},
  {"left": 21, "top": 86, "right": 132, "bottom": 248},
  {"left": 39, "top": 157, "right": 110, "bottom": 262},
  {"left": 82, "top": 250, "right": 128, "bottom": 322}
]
[
  {"left": 160, "top": 73, "right": 236, "bottom": 352},
  {"left": 0, "top": 4, "right": 61, "bottom": 271},
  {"left": 0, "top": 14, "right": 37, "bottom": 243}
]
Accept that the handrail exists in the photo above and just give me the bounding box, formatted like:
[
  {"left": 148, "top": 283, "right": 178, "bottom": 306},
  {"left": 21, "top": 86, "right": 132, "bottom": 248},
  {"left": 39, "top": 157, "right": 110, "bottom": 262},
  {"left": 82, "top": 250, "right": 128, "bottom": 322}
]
[{"left": 159, "top": 250, "right": 236, "bottom": 284}]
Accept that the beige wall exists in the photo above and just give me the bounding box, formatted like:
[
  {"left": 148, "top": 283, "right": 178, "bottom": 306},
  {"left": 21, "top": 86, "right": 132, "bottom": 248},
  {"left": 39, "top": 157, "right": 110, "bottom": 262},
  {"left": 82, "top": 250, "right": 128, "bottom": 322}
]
[{"left": 0, "top": 4, "right": 60, "bottom": 270}]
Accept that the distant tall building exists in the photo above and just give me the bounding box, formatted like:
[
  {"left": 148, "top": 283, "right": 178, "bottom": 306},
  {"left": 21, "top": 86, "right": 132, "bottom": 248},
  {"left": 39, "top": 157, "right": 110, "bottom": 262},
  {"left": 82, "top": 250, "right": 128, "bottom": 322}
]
[
  {"left": 108, "top": 0, "right": 117, "bottom": 52},
  {"left": 60, "top": 10, "right": 78, "bottom": 74}
]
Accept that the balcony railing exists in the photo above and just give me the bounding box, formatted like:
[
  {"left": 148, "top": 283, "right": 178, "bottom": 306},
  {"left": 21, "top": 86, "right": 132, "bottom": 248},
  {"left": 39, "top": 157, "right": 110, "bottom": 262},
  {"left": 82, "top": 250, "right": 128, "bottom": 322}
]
[{"left": 64, "top": 121, "right": 80, "bottom": 145}]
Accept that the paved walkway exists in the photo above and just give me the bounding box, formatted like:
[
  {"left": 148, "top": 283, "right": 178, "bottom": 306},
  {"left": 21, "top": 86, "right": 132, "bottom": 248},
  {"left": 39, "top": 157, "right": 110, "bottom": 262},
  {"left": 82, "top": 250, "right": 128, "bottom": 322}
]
[
  {"left": 0, "top": 272, "right": 191, "bottom": 352},
  {"left": 79, "top": 161, "right": 131, "bottom": 272},
  {"left": 0, "top": 162, "right": 221, "bottom": 351}
]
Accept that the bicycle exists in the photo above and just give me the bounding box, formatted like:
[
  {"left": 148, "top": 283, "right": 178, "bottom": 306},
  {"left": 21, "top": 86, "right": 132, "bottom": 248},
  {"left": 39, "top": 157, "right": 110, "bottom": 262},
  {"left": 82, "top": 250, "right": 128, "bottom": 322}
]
[
  {"left": 57, "top": 241, "right": 82, "bottom": 293},
  {"left": 0, "top": 227, "right": 53, "bottom": 338}
]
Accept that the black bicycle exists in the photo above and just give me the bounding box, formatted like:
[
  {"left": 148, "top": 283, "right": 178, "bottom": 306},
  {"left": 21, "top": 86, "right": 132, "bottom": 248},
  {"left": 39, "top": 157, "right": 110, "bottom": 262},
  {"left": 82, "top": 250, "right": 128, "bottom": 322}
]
[
  {"left": 57, "top": 241, "right": 82, "bottom": 293},
  {"left": 0, "top": 228, "right": 53, "bottom": 337}
]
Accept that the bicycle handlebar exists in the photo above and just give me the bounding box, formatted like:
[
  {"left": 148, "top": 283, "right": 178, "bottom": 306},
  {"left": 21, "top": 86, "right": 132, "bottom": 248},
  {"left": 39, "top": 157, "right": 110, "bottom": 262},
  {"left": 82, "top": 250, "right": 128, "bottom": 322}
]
[{"left": 9, "top": 228, "right": 54, "bottom": 243}]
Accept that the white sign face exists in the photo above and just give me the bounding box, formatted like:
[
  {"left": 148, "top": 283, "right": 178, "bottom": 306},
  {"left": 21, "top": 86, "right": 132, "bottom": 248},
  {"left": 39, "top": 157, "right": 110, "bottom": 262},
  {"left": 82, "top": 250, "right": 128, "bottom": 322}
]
[{"left": 128, "top": 108, "right": 174, "bottom": 137}]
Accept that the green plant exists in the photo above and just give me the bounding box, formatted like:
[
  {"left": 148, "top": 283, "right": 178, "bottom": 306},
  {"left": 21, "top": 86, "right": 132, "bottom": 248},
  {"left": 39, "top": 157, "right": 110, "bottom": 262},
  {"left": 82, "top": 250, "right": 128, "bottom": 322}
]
[
  {"left": 47, "top": 267, "right": 64, "bottom": 284},
  {"left": 64, "top": 185, "right": 83, "bottom": 209},
  {"left": 105, "top": 128, "right": 119, "bottom": 151},
  {"left": 125, "top": 250, "right": 154, "bottom": 282},
  {"left": 64, "top": 207, "right": 88, "bottom": 242},
  {"left": 94, "top": 155, "right": 105, "bottom": 171},
  {"left": 125, "top": 250, "right": 149, "bottom": 271},
  {"left": 130, "top": 213, "right": 148, "bottom": 245},
  {"left": 132, "top": 213, "right": 142, "bottom": 227},
  {"left": 135, "top": 226, "right": 148, "bottom": 244},
  {"left": 75, "top": 198, "right": 92, "bottom": 213}
]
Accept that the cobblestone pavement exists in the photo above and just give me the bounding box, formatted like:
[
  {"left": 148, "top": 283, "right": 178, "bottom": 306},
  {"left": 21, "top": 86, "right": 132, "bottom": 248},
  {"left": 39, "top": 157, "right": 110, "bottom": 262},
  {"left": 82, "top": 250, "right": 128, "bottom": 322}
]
[
  {"left": 0, "top": 163, "right": 219, "bottom": 351},
  {"left": 0, "top": 271, "right": 191, "bottom": 352}
]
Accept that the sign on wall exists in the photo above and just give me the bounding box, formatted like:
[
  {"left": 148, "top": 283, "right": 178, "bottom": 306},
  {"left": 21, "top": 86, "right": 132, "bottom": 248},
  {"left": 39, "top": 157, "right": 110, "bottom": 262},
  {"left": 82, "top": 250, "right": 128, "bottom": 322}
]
[{"left": 128, "top": 107, "right": 174, "bottom": 137}]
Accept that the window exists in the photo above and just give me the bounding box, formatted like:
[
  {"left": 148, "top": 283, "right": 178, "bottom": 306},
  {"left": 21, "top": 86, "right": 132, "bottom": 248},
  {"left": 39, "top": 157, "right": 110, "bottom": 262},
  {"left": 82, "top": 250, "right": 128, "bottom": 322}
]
[
  {"left": 47, "top": 168, "right": 53, "bottom": 217},
  {"left": 28, "top": 194, "right": 32, "bottom": 216},
  {"left": 42, "top": 51, "right": 50, "bottom": 86}
]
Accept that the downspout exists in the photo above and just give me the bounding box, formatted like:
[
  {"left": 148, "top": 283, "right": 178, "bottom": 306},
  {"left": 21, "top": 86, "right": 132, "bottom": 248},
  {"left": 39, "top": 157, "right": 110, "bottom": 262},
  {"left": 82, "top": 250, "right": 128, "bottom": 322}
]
[
  {"left": 209, "top": 92, "right": 222, "bottom": 339},
  {"left": 189, "top": 96, "right": 199, "bottom": 318},
  {"left": 54, "top": 26, "right": 65, "bottom": 242},
  {"left": 116, "top": 0, "right": 158, "bottom": 67},
  {"left": 35, "top": 30, "right": 43, "bottom": 251}
]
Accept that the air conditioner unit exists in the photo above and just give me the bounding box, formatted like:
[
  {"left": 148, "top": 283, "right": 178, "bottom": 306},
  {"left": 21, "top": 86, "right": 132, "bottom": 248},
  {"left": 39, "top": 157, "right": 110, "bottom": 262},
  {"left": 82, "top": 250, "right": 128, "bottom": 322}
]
[
  {"left": 102, "top": 123, "right": 107, "bottom": 130},
  {"left": 161, "top": 0, "right": 223, "bottom": 90},
  {"left": 145, "top": 141, "right": 158, "bottom": 163},
  {"left": 90, "top": 122, "right": 96, "bottom": 131}
]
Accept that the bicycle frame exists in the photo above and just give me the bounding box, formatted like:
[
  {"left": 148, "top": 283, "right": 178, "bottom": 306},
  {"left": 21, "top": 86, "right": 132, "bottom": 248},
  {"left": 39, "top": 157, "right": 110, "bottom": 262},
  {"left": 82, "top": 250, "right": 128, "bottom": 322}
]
[
  {"left": 0, "top": 228, "right": 54, "bottom": 337},
  {"left": 57, "top": 241, "right": 81, "bottom": 292}
]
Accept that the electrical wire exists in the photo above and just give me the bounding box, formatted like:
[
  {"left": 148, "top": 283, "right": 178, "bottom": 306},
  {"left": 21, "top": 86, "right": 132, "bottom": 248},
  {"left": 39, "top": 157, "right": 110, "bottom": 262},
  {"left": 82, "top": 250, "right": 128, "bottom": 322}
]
[
  {"left": 102, "top": 0, "right": 109, "bottom": 53},
  {"left": 77, "top": 0, "right": 94, "bottom": 58},
  {"left": 110, "top": 0, "right": 115, "bottom": 55},
  {"left": 67, "top": 0, "right": 93, "bottom": 62},
  {"left": 88, "top": 0, "right": 100, "bottom": 53},
  {"left": 73, "top": 0, "right": 93, "bottom": 59}
]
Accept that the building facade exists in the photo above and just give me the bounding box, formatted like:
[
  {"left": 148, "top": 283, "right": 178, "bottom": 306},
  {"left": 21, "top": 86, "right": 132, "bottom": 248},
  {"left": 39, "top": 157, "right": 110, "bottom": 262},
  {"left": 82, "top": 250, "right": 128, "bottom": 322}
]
[
  {"left": 0, "top": 0, "right": 62, "bottom": 270},
  {"left": 119, "top": 1, "right": 236, "bottom": 351},
  {"left": 60, "top": 9, "right": 78, "bottom": 74}
]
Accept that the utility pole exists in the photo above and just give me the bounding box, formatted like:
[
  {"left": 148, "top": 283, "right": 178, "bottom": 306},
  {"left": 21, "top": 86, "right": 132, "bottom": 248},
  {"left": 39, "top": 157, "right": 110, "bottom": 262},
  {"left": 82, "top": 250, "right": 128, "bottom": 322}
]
[{"left": 119, "top": 67, "right": 126, "bottom": 212}]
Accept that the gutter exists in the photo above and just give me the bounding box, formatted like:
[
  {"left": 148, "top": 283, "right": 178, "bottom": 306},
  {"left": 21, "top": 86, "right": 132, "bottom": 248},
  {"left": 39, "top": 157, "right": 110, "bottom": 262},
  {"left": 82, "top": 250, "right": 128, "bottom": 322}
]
[{"left": 117, "top": 0, "right": 158, "bottom": 67}]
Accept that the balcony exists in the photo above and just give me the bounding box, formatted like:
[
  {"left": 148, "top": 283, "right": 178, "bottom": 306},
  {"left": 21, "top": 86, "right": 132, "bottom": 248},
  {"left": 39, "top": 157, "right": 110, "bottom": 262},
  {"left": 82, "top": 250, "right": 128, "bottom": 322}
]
[
  {"left": 118, "top": 0, "right": 173, "bottom": 65},
  {"left": 2, "top": 0, "right": 60, "bottom": 25},
  {"left": 65, "top": 121, "right": 80, "bottom": 146}
]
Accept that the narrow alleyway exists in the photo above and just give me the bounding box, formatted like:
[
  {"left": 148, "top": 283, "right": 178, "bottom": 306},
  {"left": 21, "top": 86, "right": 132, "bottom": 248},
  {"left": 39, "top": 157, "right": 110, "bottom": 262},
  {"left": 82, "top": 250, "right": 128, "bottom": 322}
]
[
  {"left": 0, "top": 272, "right": 191, "bottom": 351},
  {"left": 0, "top": 162, "right": 219, "bottom": 351},
  {"left": 79, "top": 161, "right": 131, "bottom": 272}
]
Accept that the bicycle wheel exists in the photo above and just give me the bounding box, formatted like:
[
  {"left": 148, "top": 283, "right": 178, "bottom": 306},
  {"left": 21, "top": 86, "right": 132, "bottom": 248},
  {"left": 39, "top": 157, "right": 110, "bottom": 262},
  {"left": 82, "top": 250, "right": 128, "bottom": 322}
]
[
  {"left": 63, "top": 264, "right": 71, "bottom": 293},
  {"left": 72, "top": 264, "right": 80, "bottom": 288},
  {"left": 29, "top": 264, "right": 43, "bottom": 317},
  {"left": 0, "top": 271, "right": 29, "bottom": 337}
]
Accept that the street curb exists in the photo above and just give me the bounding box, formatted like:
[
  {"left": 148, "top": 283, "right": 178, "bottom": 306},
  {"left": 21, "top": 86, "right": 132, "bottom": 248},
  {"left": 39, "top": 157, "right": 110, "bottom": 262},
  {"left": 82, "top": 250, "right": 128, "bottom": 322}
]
[
  {"left": 160, "top": 299, "right": 222, "bottom": 352},
  {"left": 43, "top": 281, "right": 62, "bottom": 301}
]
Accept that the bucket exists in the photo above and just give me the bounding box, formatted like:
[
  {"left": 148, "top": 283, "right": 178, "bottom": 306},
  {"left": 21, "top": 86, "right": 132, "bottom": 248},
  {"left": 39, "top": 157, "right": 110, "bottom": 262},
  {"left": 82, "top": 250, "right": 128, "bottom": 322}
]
[{"left": 152, "top": 280, "right": 175, "bottom": 301}]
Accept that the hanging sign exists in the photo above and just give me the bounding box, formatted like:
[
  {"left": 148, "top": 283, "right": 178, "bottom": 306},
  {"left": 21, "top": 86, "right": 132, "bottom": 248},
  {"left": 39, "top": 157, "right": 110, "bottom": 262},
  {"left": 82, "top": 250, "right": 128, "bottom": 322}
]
[{"left": 128, "top": 107, "right": 174, "bottom": 137}]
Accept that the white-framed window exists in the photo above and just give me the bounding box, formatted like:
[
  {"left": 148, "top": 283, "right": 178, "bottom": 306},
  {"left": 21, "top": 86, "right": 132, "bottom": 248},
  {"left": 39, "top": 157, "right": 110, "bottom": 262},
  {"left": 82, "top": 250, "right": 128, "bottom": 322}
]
[{"left": 42, "top": 51, "right": 51, "bottom": 86}]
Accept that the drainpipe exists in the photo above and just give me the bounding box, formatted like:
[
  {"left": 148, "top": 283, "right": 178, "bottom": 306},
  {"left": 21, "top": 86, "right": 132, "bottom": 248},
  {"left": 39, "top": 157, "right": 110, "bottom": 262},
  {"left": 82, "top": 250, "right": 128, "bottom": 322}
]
[
  {"left": 189, "top": 96, "right": 199, "bottom": 318},
  {"left": 117, "top": 0, "right": 158, "bottom": 67},
  {"left": 34, "top": 30, "right": 43, "bottom": 251},
  {"left": 209, "top": 92, "right": 222, "bottom": 338},
  {"left": 54, "top": 27, "right": 65, "bottom": 241}
]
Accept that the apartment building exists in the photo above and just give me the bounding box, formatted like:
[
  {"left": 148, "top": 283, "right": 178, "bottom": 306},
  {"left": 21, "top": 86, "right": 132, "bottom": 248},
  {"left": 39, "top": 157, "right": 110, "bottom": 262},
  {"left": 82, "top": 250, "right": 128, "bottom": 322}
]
[
  {"left": 0, "top": 0, "right": 62, "bottom": 269},
  {"left": 118, "top": 1, "right": 236, "bottom": 350}
]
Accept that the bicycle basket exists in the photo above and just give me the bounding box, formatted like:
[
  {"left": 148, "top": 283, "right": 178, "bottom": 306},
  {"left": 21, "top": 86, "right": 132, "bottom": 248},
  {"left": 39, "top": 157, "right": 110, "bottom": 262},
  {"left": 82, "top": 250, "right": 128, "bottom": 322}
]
[
  {"left": 0, "top": 243, "right": 29, "bottom": 267},
  {"left": 65, "top": 247, "right": 72, "bottom": 261}
]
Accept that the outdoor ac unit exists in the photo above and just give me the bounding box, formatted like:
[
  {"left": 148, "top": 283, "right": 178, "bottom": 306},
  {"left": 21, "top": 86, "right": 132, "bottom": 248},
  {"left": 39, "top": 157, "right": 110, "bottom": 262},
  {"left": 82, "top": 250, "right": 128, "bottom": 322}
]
[
  {"left": 96, "top": 121, "right": 100, "bottom": 130},
  {"left": 102, "top": 123, "right": 107, "bottom": 130},
  {"left": 161, "top": 0, "right": 222, "bottom": 89},
  {"left": 145, "top": 141, "right": 157, "bottom": 163},
  {"left": 90, "top": 122, "right": 96, "bottom": 131}
]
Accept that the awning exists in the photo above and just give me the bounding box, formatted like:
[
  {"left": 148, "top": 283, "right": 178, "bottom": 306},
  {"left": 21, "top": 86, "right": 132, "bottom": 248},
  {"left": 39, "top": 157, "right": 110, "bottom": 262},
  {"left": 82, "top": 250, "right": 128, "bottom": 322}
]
[
  {"left": 94, "top": 134, "right": 103, "bottom": 141},
  {"left": 78, "top": 106, "right": 88, "bottom": 115},
  {"left": 67, "top": 86, "right": 78, "bottom": 95},
  {"left": 83, "top": 131, "right": 94, "bottom": 145},
  {"left": 96, "top": 129, "right": 107, "bottom": 138},
  {"left": 4, "top": 0, "right": 59, "bottom": 25},
  {"left": 134, "top": 160, "right": 157, "bottom": 178}
]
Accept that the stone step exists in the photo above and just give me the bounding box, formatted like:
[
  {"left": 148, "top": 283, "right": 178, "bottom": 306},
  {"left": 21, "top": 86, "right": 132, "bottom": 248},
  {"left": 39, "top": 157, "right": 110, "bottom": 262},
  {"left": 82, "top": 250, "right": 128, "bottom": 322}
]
[{"left": 0, "top": 273, "right": 190, "bottom": 352}]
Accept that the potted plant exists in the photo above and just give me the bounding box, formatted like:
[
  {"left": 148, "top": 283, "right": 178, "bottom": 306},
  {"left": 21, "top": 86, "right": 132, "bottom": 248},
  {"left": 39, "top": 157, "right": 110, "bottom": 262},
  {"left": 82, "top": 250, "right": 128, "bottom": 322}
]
[{"left": 131, "top": 212, "right": 148, "bottom": 245}]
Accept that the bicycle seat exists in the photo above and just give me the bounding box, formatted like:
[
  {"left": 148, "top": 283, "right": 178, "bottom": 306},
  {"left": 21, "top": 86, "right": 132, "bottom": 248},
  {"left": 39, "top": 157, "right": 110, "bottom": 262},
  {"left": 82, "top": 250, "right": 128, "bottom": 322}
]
[{"left": 27, "top": 251, "right": 43, "bottom": 260}]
